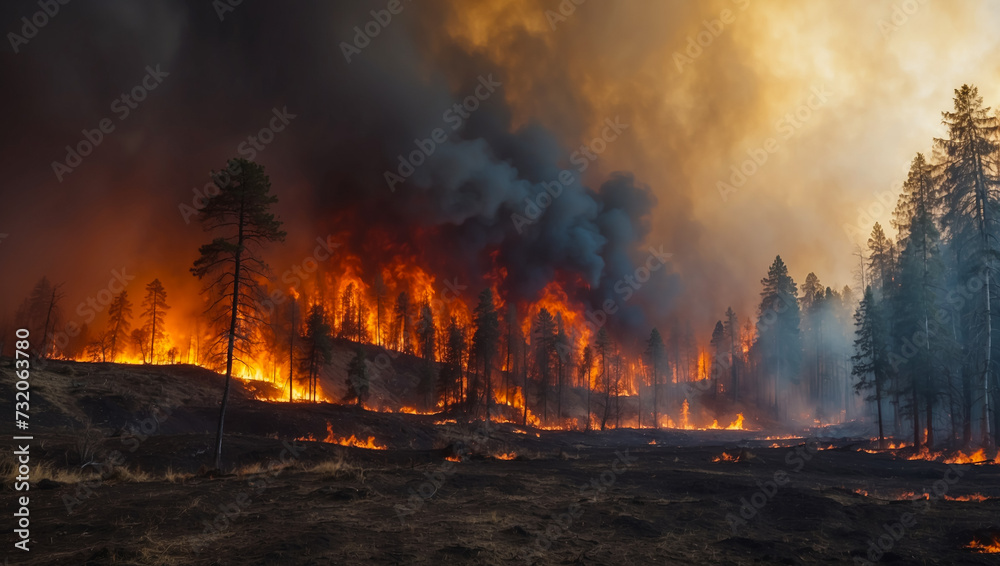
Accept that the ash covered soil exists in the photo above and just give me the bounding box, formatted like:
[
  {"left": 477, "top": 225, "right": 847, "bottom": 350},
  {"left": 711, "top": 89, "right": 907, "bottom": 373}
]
[{"left": 2, "top": 360, "right": 999, "bottom": 565}]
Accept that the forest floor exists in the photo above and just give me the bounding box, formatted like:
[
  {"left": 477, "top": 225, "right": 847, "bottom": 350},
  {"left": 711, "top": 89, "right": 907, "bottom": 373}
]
[{"left": 2, "top": 360, "right": 999, "bottom": 565}]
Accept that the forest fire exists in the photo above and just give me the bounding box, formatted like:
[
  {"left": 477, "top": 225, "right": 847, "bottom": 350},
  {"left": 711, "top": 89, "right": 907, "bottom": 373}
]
[
  {"left": 296, "top": 422, "right": 387, "bottom": 450},
  {"left": 11, "top": 2, "right": 1000, "bottom": 564}
]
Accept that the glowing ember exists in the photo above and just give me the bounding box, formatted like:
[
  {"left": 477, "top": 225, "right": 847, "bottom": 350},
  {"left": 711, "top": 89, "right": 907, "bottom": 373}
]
[
  {"left": 712, "top": 451, "right": 738, "bottom": 463},
  {"left": 492, "top": 452, "right": 517, "bottom": 460},
  {"left": 445, "top": 455, "right": 462, "bottom": 462},
  {"left": 966, "top": 536, "right": 1000, "bottom": 553},
  {"left": 945, "top": 494, "right": 990, "bottom": 502}
]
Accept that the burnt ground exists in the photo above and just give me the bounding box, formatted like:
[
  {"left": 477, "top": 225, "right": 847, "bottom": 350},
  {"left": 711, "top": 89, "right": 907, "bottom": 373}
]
[{"left": 2, "top": 360, "right": 1000, "bottom": 565}]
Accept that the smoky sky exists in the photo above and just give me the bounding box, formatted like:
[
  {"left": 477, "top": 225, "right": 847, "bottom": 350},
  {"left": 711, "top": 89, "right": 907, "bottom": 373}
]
[{"left": 1, "top": 0, "right": 998, "bottom": 341}]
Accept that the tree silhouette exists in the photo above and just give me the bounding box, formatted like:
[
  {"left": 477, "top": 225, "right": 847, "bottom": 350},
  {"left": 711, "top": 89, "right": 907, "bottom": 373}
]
[
  {"left": 142, "top": 279, "right": 170, "bottom": 364},
  {"left": 106, "top": 291, "right": 133, "bottom": 362},
  {"left": 191, "top": 158, "right": 286, "bottom": 469}
]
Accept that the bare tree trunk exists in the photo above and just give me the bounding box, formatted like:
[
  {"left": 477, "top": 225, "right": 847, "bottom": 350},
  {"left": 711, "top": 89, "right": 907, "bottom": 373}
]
[{"left": 214, "top": 195, "right": 245, "bottom": 470}]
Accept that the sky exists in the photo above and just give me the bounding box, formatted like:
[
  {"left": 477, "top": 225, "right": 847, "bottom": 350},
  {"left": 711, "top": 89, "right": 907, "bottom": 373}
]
[{"left": 2, "top": 0, "right": 1000, "bottom": 341}]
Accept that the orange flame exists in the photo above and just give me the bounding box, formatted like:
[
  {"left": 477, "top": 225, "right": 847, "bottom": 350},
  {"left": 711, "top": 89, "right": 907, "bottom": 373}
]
[{"left": 297, "top": 422, "right": 386, "bottom": 450}]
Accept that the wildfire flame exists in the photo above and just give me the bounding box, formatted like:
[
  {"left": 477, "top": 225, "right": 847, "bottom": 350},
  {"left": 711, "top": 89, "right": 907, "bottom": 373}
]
[
  {"left": 712, "top": 451, "right": 739, "bottom": 463},
  {"left": 966, "top": 536, "right": 1000, "bottom": 553},
  {"left": 296, "top": 422, "right": 386, "bottom": 450}
]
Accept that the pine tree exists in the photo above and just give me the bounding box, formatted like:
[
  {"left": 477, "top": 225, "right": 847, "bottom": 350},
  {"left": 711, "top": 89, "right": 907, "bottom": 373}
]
[
  {"left": 723, "top": 307, "right": 739, "bottom": 401},
  {"left": 142, "top": 279, "right": 170, "bottom": 364},
  {"left": 645, "top": 328, "right": 665, "bottom": 428},
  {"left": 709, "top": 320, "right": 726, "bottom": 397},
  {"left": 580, "top": 344, "right": 594, "bottom": 430},
  {"left": 191, "top": 157, "right": 286, "bottom": 469},
  {"left": 892, "top": 153, "right": 946, "bottom": 448},
  {"left": 416, "top": 302, "right": 437, "bottom": 407},
  {"left": 344, "top": 346, "right": 369, "bottom": 406},
  {"left": 867, "top": 223, "right": 896, "bottom": 298},
  {"left": 554, "top": 313, "right": 571, "bottom": 419},
  {"left": 15, "top": 277, "right": 63, "bottom": 357},
  {"left": 472, "top": 289, "right": 500, "bottom": 420},
  {"left": 595, "top": 327, "right": 612, "bottom": 430},
  {"left": 106, "top": 291, "right": 133, "bottom": 362},
  {"left": 299, "top": 304, "right": 334, "bottom": 402},
  {"left": 935, "top": 85, "right": 1000, "bottom": 447},
  {"left": 756, "top": 255, "right": 802, "bottom": 417},
  {"left": 532, "top": 308, "right": 556, "bottom": 421},
  {"left": 853, "top": 286, "right": 889, "bottom": 447},
  {"left": 394, "top": 291, "right": 412, "bottom": 353},
  {"left": 440, "top": 316, "right": 464, "bottom": 409}
]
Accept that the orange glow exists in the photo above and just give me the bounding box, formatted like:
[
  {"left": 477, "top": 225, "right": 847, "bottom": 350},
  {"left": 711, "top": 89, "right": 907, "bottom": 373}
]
[
  {"left": 966, "top": 536, "right": 1000, "bottom": 553},
  {"left": 297, "top": 422, "right": 386, "bottom": 450},
  {"left": 904, "top": 447, "right": 995, "bottom": 465},
  {"left": 712, "top": 451, "right": 738, "bottom": 463},
  {"left": 493, "top": 452, "right": 517, "bottom": 460},
  {"left": 445, "top": 455, "right": 462, "bottom": 462}
]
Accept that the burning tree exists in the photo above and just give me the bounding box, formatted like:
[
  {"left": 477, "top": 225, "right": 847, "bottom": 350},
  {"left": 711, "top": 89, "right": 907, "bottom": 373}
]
[
  {"left": 472, "top": 288, "right": 500, "bottom": 420},
  {"left": 416, "top": 302, "right": 437, "bottom": 408},
  {"left": 596, "top": 327, "right": 612, "bottom": 430},
  {"left": 15, "top": 276, "right": 63, "bottom": 358},
  {"left": 141, "top": 279, "right": 170, "bottom": 364},
  {"left": 645, "top": 328, "right": 665, "bottom": 428},
  {"left": 106, "top": 290, "right": 133, "bottom": 362},
  {"left": 439, "top": 316, "right": 465, "bottom": 409},
  {"left": 191, "top": 158, "right": 286, "bottom": 469},
  {"left": 299, "top": 303, "right": 333, "bottom": 403},
  {"left": 533, "top": 307, "right": 556, "bottom": 420}
]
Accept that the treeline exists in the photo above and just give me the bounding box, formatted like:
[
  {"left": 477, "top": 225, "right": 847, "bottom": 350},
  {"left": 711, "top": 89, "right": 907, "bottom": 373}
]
[
  {"left": 850, "top": 84, "right": 1000, "bottom": 450},
  {"left": 10, "top": 276, "right": 174, "bottom": 364}
]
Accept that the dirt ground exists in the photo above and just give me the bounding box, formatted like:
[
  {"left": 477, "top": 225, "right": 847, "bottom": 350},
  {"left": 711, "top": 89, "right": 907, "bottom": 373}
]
[{"left": 3, "top": 361, "right": 999, "bottom": 565}]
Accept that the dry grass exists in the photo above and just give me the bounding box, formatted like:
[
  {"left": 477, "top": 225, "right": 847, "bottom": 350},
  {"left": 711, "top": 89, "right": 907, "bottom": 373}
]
[
  {"left": 307, "top": 458, "right": 366, "bottom": 482},
  {"left": 1, "top": 453, "right": 91, "bottom": 485},
  {"left": 232, "top": 459, "right": 295, "bottom": 477},
  {"left": 104, "top": 465, "right": 154, "bottom": 483},
  {"left": 163, "top": 467, "right": 193, "bottom": 483}
]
